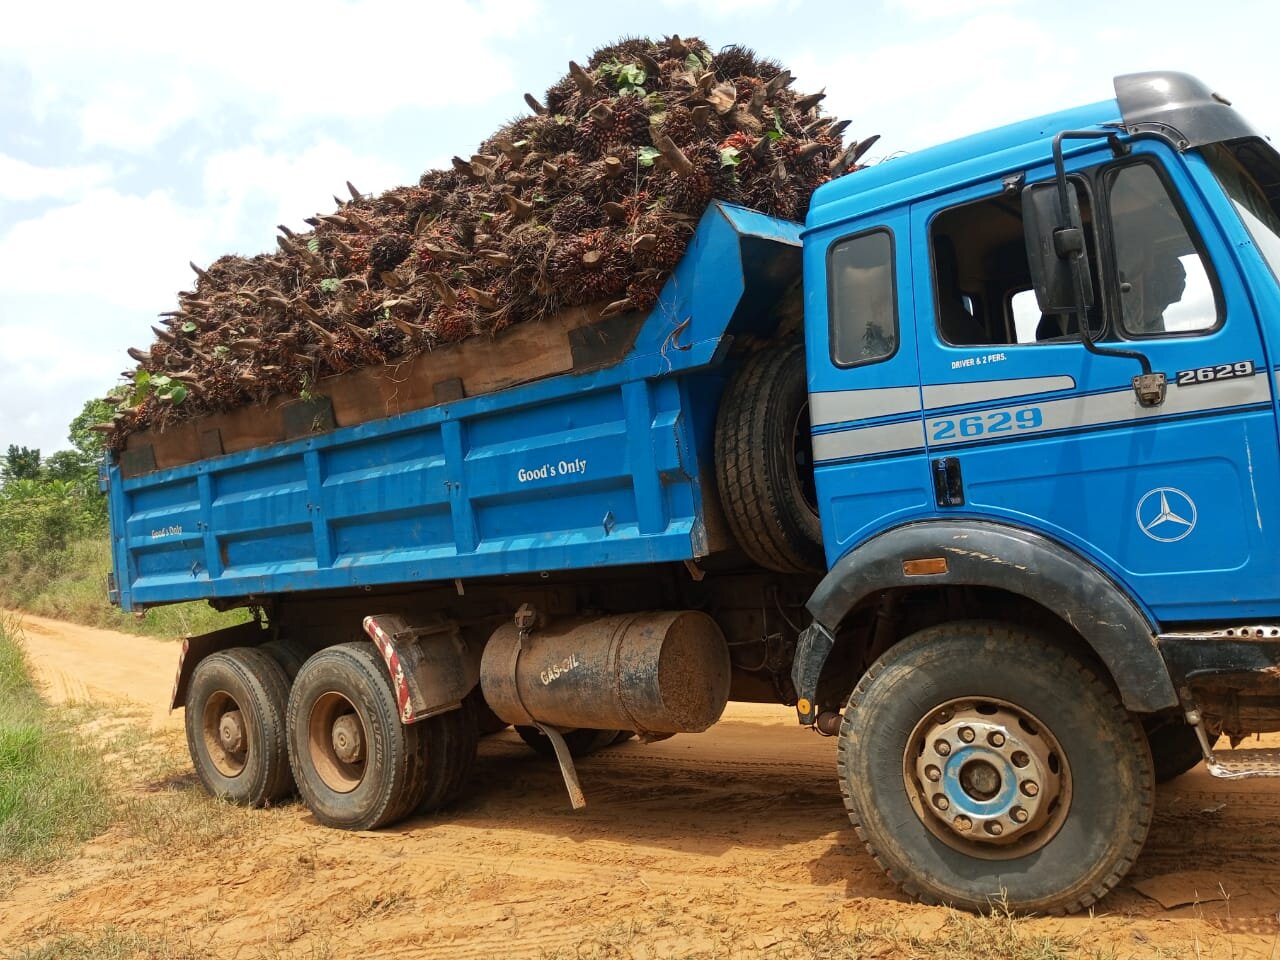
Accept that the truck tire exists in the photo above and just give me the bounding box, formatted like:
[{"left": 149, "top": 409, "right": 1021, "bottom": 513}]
[
  {"left": 287, "top": 642, "right": 432, "bottom": 831},
  {"left": 185, "top": 646, "right": 293, "bottom": 806},
  {"left": 470, "top": 688, "right": 511, "bottom": 736},
  {"left": 838, "top": 621, "right": 1154, "bottom": 915},
  {"left": 259, "top": 638, "right": 311, "bottom": 682},
  {"left": 1144, "top": 715, "right": 1217, "bottom": 783},
  {"left": 715, "top": 341, "right": 823, "bottom": 573},
  {"left": 417, "top": 696, "right": 479, "bottom": 815},
  {"left": 516, "top": 725, "right": 619, "bottom": 758}
]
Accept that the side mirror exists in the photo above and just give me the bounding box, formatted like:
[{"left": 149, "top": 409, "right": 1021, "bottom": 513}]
[{"left": 1022, "top": 182, "right": 1095, "bottom": 313}]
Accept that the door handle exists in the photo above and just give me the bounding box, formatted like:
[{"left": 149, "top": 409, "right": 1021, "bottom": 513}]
[{"left": 932, "top": 457, "right": 965, "bottom": 507}]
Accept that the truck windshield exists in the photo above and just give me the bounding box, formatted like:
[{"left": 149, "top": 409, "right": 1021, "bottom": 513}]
[{"left": 1202, "top": 140, "right": 1280, "bottom": 284}]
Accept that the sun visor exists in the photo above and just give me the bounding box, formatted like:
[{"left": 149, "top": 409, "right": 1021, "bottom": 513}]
[{"left": 1115, "top": 71, "right": 1262, "bottom": 150}]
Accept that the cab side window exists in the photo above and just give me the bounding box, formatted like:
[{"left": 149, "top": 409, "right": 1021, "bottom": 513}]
[
  {"left": 930, "top": 182, "right": 1101, "bottom": 346},
  {"left": 828, "top": 229, "right": 897, "bottom": 366},
  {"left": 1106, "top": 162, "right": 1221, "bottom": 336}
]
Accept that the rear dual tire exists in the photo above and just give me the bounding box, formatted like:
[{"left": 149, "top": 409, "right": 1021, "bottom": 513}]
[
  {"left": 286, "top": 642, "right": 476, "bottom": 831},
  {"left": 185, "top": 646, "right": 294, "bottom": 807}
]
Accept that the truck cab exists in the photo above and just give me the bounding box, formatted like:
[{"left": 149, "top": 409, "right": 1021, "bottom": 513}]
[
  {"left": 791, "top": 71, "right": 1280, "bottom": 912},
  {"left": 803, "top": 71, "right": 1280, "bottom": 621}
]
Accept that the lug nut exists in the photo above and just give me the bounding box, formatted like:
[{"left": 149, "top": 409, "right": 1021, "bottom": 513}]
[
  {"left": 985, "top": 821, "right": 1004, "bottom": 836},
  {"left": 1011, "top": 751, "right": 1030, "bottom": 768},
  {"left": 935, "top": 740, "right": 952, "bottom": 757},
  {"left": 1011, "top": 807, "right": 1028, "bottom": 823},
  {"left": 925, "top": 764, "right": 941, "bottom": 782},
  {"left": 1021, "top": 780, "right": 1039, "bottom": 797},
  {"left": 933, "top": 795, "right": 950, "bottom": 811},
  {"left": 953, "top": 815, "right": 972, "bottom": 831},
  {"left": 959, "top": 726, "right": 975, "bottom": 743},
  {"left": 988, "top": 731, "right": 1005, "bottom": 747}
]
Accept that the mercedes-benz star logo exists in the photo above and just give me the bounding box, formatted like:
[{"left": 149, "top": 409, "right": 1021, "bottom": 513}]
[{"left": 1136, "top": 487, "right": 1197, "bottom": 542}]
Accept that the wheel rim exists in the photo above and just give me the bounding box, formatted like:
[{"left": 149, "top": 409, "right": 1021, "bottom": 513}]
[
  {"left": 308, "top": 691, "right": 368, "bottom": 794},
  {"left": 789, "top": 399, "right": 819, "bottom": 517},
  {"left": 201, "top": 690, "right": 248, "bottom": 778},
  {"left": 902, "top": 698, "right": 1072, "bottom": 860}
]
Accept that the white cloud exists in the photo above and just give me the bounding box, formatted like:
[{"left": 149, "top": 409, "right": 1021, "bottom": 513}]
[
  {"left": 0, "top": 140, "right": 409, "bottom": 311},
  {"left": 0, "top": 153, "right": 113, "bottom": 202},
  {"left": 812, "top": 12, "right": 1080, "bottom": 155},
  {"left": 3, "top": 0, "right": 543, "bottom": 151},
  {"left": 0, "top": 319, "right": 116, "bottom": 387},
  {"left": 0, "top": 311, "right": 129, "bottom": 451},
  {"left": 0, "top": 189, "right": 214, "bottom": 312},
  {"left": 202, "top": 141, "right": 407, "bottom": 246},
  {"left": 886, "top": 0, "right": 1020, "bottom": 18},
  {"left": 78, "top": 76, "right": 202, "bottom": 152},
  {"left": 660, "top": 0, "right": 801, "bottom": 15}
]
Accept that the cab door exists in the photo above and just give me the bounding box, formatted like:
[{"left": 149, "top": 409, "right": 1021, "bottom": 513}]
[
  {"left": 805, "top": 206, "right": 933, "bottom": 563},
  {"left": 911, "top": 140, "right": 1280, "bottom": 625}
]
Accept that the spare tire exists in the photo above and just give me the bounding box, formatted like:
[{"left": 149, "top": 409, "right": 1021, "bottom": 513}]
[
  {"left": 515, "top": 726, "right": 619, "bottom": 758},
  {"left": 714, "top": 341, "right": 823, "bottom": 573}
]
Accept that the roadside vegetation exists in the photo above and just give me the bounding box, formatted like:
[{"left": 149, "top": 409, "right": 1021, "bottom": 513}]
[
  {"left": 0, "top": 616, "right": 110, "bottom": 867},
  {"left": 0, "top": 399, "right": 245, "bottom": 638}
]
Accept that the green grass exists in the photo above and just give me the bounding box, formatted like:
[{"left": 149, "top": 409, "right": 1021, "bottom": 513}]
[
  {"left": 6, "top": 927, "right": 215, "bottom": 960},
  {"left": 8, "top": 928, "right": 334, "bottom": 960},
  {"left": 0, "top": 536, "right": 247, "bottom": 638},
  {"left": 0, "top": 615, "right": 111, "bottom": 866}
]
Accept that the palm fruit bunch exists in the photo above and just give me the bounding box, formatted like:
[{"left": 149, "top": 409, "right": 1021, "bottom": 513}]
[{"left": 104, "top": 36, "right": 877, "bottom": 447}]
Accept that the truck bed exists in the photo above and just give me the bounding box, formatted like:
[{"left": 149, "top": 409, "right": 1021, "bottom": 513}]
[{"left": 106, "top": 204, "right": 802, "bottom": 611}]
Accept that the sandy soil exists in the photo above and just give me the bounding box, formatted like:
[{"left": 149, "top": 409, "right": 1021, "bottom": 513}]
[{"left": 4, "top": 613, "right": 1280, "bottom": 958}]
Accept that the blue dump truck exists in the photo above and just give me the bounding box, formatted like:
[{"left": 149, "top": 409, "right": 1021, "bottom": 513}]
[{"left": 106, "top": 72, "right": 1280, "bottom": 913}]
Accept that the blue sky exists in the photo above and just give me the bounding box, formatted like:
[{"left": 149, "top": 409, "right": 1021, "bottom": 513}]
[{"left": 2, "top": 0, "right": 1277, "bottom": 455}]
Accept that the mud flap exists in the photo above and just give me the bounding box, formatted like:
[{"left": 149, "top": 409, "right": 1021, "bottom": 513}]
[
  {"left": 169, "top": 619, "right": 271, "bottom": 711},
  {"left": 362, "top": 614, "right": 478, "bottom": 724},
  {"left": 791, "top": 621, "right": 835, "bottom": 726}
]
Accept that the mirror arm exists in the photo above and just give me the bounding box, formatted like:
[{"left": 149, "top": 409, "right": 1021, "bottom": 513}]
[{"left": 1050, "top": 131, "right": 1152, "bottom": 377}]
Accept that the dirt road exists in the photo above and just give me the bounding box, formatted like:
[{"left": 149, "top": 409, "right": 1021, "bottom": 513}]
[
  {"left": 10, "top": 612, "right": 181, "bottom": 728},
  {"left": 4, "top": 614, "right": 1280, "bottom": 958}
]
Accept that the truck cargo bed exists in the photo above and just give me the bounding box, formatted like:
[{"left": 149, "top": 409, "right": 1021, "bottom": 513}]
[{"left": 106, "top": 204, "right": 801, "bottom": 611}]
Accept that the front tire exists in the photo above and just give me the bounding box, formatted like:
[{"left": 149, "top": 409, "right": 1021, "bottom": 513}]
[
  {"left": 838, "top": 621, "right": 1153, "bottom": 914},
  {"left": 185, "top": 646, "right": 293, "bottom": 806}
]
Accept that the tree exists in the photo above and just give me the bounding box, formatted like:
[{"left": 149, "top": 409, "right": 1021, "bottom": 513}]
[
  {"left": 39, "top": 396, "right": 118, "bottom": 492},
  {"left": 0, "top": 476, "right": 84, "bottom": 555},
  {"left": 68, "top": 397, "right": 115, "bottom": 464},
  {"left": 44, "top": 450, "right": 93, "bottom": 484},
  {"left": 2, "top": 445, "right": 41, "bottom": 484}
]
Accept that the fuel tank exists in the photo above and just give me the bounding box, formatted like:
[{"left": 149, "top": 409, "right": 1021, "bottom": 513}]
[{"left": 480, "top": 610, "right": 730, "bottom": 734}]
